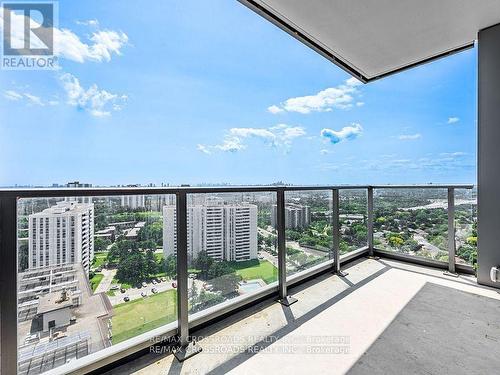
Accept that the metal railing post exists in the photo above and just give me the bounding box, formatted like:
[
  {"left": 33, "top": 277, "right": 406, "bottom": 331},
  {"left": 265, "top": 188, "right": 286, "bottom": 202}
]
[
  {"left": 277, "top": 189, "right": 297, "bottom": 306},
  {"left": 332, "top": 189, "right": 348, "bottom": 276},
  {"left": 367, "top": 187, "right": 377, "bottom": 258},
  {"left": 445, "top": 188, "right": 458, "bottom": 277},
  {"left": 174, "top": 192, "right": 201, "bottom": 361},
  {"left": 0, "top": 196, "right": 18, "bottom": 375}
]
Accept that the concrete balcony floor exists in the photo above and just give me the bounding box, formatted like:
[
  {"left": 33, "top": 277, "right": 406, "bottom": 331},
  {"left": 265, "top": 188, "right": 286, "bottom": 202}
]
[{"left": 105, "top": 258, "right": 500, "bottom": 375}]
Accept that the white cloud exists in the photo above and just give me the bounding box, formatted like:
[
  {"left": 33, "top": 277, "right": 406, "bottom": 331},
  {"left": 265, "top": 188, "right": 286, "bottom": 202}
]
[
  {"left": 448, "top": 117, "right": 460, "bottom": 124},
  {"left": 24, "top": 93, "right": 44, "bottom": 106},
  {"left": 358, "top": 152, "right": 474, "bottom": 172},
  {"left": 320, "top": 149, "right": 332, "bottom": 155},
  {"left": 0, "top": 8, "right": 128, "bottom": 63},
  {"left": 320, "top": 123, "right": 363, "bottom": 144},
  {"left": 54, "top": 29, "right": 128, "bottom": 63},
  {"left": 267, "top": 105, "right": 284, "bottom": 114},
  {"left": 356, "top": 102, "right": 365, "bottom": 107},
  {"left": 3, "top": 90, "right": 50, "bottom": 106},
  {"left": 60, "top": 73, "right": 126, "bottom": 117},
  {"left": 197, "top": 144, "right": 212, "bottom": 154},
  {"left": 199, "top": 124, "right": 306, "bottom": 154},
  {"left": 3, "top": 90, "right": 23, "bottom": 101},
  {"left": 269, "top": 78, "right": 363, "bottom": 114},
  {"left": 76, "top": 19, "right": 99, "bottom": 27},
  {"left": 398, "top": 133, "right": 421, "bottom": 140},
  {"left": 214, "top": 137, "right": 246, "bottom": 152},
  {"left": 439, "top": 151, "right": 467, "bottom": 157}
]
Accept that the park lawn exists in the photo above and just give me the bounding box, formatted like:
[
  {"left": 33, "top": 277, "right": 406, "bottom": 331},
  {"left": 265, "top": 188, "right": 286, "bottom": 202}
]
[
  {"left": 90, "top": 273, "right": 104, "bottom": 292},
  {"left": 232, "top": 260, "right": 277, "bottom": 284},
  {"left": 111, "top": 289, "right": 177, "bottom": 344},
  {"left": 93, "top": 252, "right": 108, "bottom": 268}
]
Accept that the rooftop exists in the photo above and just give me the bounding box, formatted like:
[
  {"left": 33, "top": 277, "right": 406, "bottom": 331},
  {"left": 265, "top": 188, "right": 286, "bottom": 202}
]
[{"left": 36, "top": 291, "right": 73, "bottom": 315}]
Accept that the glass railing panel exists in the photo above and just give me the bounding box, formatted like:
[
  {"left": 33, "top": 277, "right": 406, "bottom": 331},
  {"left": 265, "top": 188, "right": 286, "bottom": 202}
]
[
  {"left": 17, "top": 194, "right": 177, "bottom": 374},
  {"left": 373, "top": 188, "right": 449, "bottom": 261},
  {"left": 284, "top": 190, "right": 332, "bottom": 277},
  {"left": 339, "top": 189, "right": 368, "bottom": 254},
  {"left": 185, "top": 192, "right": 277, "bottom": 316},
  {"left": 455, "top": 188, "right": 477, "bottom": 268}
]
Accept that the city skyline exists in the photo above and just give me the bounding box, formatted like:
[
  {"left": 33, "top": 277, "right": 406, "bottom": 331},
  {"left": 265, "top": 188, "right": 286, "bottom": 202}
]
[{"left": 0, "top": 1, "right": 477, "bottom": 187}]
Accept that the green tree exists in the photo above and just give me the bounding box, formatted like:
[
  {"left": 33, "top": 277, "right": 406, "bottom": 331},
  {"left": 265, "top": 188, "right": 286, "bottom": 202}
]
[
  {"left": 161, "top": 255, "right": 177, "bottom": 278},
  {"left": 208, "top": 261, "right": 232, "bottom": 279},
  {"left": 115, "top": 252, "right": 148, "bottom": 286},
  {"left": 194, "top": 251, "right": 214, "bottom": 280},
  {"left": 95, "top": 237, "right": 111, "bottom": 252},
  {"left": 210, "top": 273, "right": 242, "bottom": 296}
]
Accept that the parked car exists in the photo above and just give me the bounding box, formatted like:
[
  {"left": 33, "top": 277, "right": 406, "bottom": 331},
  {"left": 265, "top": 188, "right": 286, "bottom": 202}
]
[
  {"left": 110, "top": 285, "right": 119, "bottom": 291},
  {"left": 152, "top": 279, "right": 157, "bottom": 285},
  {"left": 123, "top": 296, "right": 130, "bottom": 302},
  {"left": 160, "top": 277, "right": 167, "bottom": 282},
  {"left": 172, "top": 282, "right": 177, "bottom": 288},
  {"left": 142, "top": 282, "right": 147, "bottom": 288},
  {"left": 120, "top": 288, "right": 126, "bottom": 293},
  {"left": 151, "top": 288, "right": 158, "bottom": 294},
  {"left": 141, "top": 292, "right": 147, "bottom": 298}
]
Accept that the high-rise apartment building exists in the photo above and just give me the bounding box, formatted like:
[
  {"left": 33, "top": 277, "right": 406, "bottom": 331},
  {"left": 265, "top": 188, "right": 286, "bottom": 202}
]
[
  {"left": 163, "top": 203, "right": 257, "bottom": 261},
  {"left": 271, "top": 203, "right": 311, "bottom": 229},
  {"left": 65, "top": 181, "right": 93, "bottom": 204},
  {"left": 121, "top": 195, "right": 146, "bottom": 209},
  {"left": 28, "top": 201, "right": 95, "bottom": 274}
]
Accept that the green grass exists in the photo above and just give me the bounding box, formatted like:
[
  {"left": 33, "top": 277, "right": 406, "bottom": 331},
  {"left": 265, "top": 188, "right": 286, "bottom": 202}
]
[
  {"left": 93, "top": 252, "right": 108, "bottom": 268},
  {"left": 90, "top": 273, "right": 104, "bottom": 292},
  {"left": 232, "top": 260, "right": 277, "bottom": 284},
  {"left": 111, "top": 277, "right": 132, "bottom": 289},
  {"left": 111, "top": 289, "right": 177, "bottom": 344},
  {"left": 106, "top": 290, "right": 116, "bottom": 297}
]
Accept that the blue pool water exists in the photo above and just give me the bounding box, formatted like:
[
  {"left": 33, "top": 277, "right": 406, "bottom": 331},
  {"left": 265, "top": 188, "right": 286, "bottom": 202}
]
[{"left": 238, "top": 281, "right": 262, "bottom": 293}]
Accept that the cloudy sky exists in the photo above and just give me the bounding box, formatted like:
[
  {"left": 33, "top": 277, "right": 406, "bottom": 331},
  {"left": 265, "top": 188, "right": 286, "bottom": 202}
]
[{"left": 0, "top": 0, "right": 477, "bottom": 186}]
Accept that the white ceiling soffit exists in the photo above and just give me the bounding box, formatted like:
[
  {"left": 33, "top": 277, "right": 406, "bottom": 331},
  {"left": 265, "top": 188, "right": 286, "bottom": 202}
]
[{"left": 239, "top": 0, "right": 500, "bottom": 82}]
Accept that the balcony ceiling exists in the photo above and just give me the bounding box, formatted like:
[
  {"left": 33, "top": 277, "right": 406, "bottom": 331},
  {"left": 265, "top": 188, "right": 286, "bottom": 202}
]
[{"left": 240, "top": 0, "right": 500, "bottom": 82}]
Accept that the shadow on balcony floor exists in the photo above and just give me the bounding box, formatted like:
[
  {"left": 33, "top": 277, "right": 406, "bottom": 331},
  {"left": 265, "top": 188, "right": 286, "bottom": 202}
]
[
  {"left": 348, "top": 282, "right": 500, "bottom": 375},
  {"left": 103, "top": 258, "right": 500, "bottom": 375}
]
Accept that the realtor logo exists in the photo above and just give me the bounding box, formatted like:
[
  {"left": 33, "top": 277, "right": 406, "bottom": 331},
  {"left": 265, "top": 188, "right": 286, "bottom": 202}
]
[{"left": 1, "top": 1, "right": 58, "bottom": 69}]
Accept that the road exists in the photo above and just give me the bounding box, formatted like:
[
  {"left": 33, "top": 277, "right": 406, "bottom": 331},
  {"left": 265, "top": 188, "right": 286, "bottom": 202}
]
[
  {"left": 413, "top": 229, "right": 442, "bottom": 257},
  {"left": 108, "top": 278, "right": 205, "bottom": 305}
]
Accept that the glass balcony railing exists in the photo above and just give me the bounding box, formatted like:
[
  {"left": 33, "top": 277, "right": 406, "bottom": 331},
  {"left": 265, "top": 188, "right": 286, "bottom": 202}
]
[
  {"left": 373, "top": 188, "right": 450, "bottom": 262},
  {"left": 16, "top": 194, "right": 178, "bottom": 375},
  {"left": 285, "top": 190, "right": 332, "bottom": 277},
  {"left": 0, "top": 184, "right": 474, "bottom": 375},
  {"left": 185, "top": 192, "right": 278, "bottom": 317},
  {"left": 339, "top": 189, "right": 368, "bottom": 254},
  {"left": 454, "top": 188, "right": 477, "bottom": 268}
]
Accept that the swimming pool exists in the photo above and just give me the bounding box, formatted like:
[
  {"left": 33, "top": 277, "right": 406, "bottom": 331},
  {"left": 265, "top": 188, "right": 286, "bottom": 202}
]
[{"left": 238, "top": 280, "right": 262, "bottom": 293}]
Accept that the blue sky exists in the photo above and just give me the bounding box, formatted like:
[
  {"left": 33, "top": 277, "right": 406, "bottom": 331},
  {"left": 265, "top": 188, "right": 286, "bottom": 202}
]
[{"left": 0, "top": 0, "right": 477, "bottom": 186}]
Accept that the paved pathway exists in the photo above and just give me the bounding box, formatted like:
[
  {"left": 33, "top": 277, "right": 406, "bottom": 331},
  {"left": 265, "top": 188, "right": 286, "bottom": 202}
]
[{"left": 95, "top": 268, "right": 117, "bottom": 294}]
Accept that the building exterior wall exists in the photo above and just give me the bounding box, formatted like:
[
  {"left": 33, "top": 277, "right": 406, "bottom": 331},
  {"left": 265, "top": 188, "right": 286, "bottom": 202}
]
[
  {"left": 120, "top": 195, "right": 146, "bottom": 209},
  {"left": 42, "top": 308, "right": 71, "bottom": 332},
  {"left": 163, "top": 203, "right": 257, "bottom": 262},
  {"left": 271, "top": 204, "right": 311, "bottom": 230},
  {"left": 28, "top": 202, "right": 94, "bottom": 275}
]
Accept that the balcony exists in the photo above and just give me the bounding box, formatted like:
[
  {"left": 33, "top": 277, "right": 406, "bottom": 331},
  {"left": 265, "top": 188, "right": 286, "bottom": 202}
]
[
  {"left": 0, "top": 184, "right": 485, "bottom": 374},
  {"left": 104, "top": 257, "right": 500, "bottom": 375},
  {"left": 4, "top": 3, "right": 500, "bottom": 375}
]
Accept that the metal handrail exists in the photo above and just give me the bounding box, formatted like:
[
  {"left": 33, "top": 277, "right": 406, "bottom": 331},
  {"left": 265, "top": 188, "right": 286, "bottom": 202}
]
[
  {"left": 0, "top": 183, "right": 474, "bottom": 198},
  {"left": 0, "top": 183, "right": 476, "bottom": 374}
]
